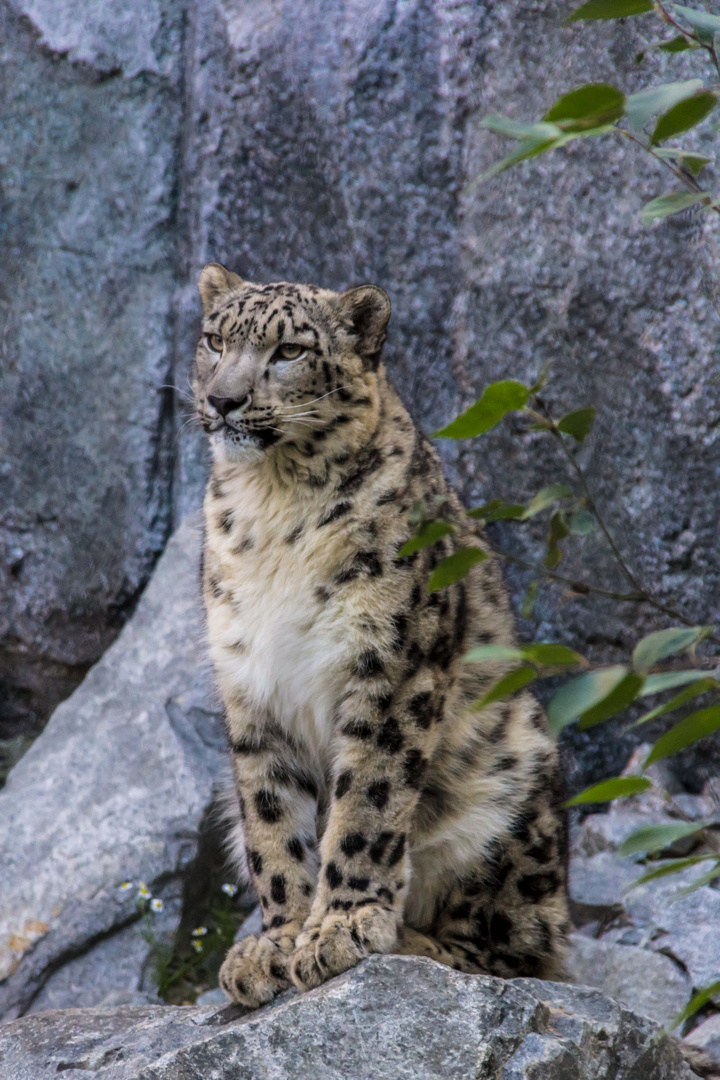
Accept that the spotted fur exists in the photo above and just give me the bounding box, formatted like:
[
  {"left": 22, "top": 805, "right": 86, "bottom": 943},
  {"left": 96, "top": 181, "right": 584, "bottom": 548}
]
[{"left": 193, "top": 263, "right": 569, "bottom": 1008}]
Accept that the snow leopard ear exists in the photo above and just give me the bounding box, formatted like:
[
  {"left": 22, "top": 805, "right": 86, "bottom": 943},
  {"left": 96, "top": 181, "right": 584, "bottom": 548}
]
[
  {"left": 198, "top": 263, "right": 247, "bottom": 315},
  {"left": 335, "top": 284, "right": 391, "bottom": 368}
]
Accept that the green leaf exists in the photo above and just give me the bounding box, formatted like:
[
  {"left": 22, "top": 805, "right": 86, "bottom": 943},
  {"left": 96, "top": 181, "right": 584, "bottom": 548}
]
[
  {"left": 464, "top": 641, "right": 585, "bottom": 670},
  {"left": 657, "top": 34, "right": 696, "bottom": 52},
  {"left": 482, "top": 135, "right": 565, "bottom": 180},
  {"left": 626, "top": 79, "right": 703, "bottom": 131},
  {"left": 521, "top": 484, "right": 574, "bottom": 519},
  {"left": 467, "top": 500, "right": 525, "bottom": 522},
  {"left": 521, "top": 643, "right": 586, "bottom": 667},
  {"left": 476, "top": 666, "right": 536, "bottom": 707},
  {"left": 545, "top": 510, "right": 571, "bottom": 569},
  {"left": 632, "top": 625, "right": 710, "bottom": 672},
  {"left": 428, "top": 547, "right": 488, "bottom": 592},
  {"left": 628, "top": 854, "right": 717, "bottom": 889},
  {"left": 567, "top": 509, "right": 597, "bottom": 536},
  {"left": 578, "top": 672, "right": 644, "bottom": 729},
  {"left": 547, "top": 665, "right": 630, "bottom": 734},
  {"left": 521, "top": 580, "right": 541, "bottom": 619},
  {"left": 480, "top": 116, "right": 561, "bottom": 141},
  {"left": 669, "top": 981, "right": 720, "bottom": 1033},
  {"left": 640, "top": 669, "right": 717, "bottom": 695},
  {"left": 543, "top": 84, "right": 625, "bottom": 131},
  {"left": 557, "top": 407, "right": 596, "bottom": 442},
  {"left": 673, "top": 4, "right": 720, "bottom": 43},
  {"left": 433, "top": 380, "right": 530, "bottom": 439},
  {"left": 618, "top": 822, "right": 707, "bottom": 856},
  {"left": 641, "top": 191, "right": 708, "bottom": 225},
  {"left": 633, "top": 677, "right": 717, "bottom": 727},
  {"left": 564, "top": 775, "right": 652, "bottom": 807},
  {"left": 653, "top": 147, "right": 711, "bottom": 174},
  {"left": 565, "top": 0, "right": 653, "bottom": 20},
  {"left": 652, "top": 91, "right": 718, "bottom": 144},
  {"left": 398, "top": 520, "right": 455, "bottom": 557},
  {"left": 645, "top": 705, "right": 720, "bottom": 765}
]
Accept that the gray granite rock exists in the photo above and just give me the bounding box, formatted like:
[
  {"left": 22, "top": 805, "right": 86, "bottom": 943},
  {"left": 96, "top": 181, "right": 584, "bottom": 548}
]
[
  {"left": 569, "top": 845, "right": 720, "bottom": 1009},
  {"left": 0, "top": 515, "right": 226, "bottom": 1021},
  {"left": 568, "top": 851, "right": 639, "bottom": 929},
  {"left": 566, "top": 932, "right": 690, "bottom": 1030},
  {"left": 622, "top": 867, "right": 720, "bottom": 1004},
  {"left": 0, "top": 955, "right": 696, "bottom": 1080},
  {"left": 0, "top": 0, "right": 187, "bottom": 741},
  {"left": 572, "top": 810, "right": 679, "bottom": 859},
  {"left": 234, "top": 904, "right": 263, "bottom": 945}
]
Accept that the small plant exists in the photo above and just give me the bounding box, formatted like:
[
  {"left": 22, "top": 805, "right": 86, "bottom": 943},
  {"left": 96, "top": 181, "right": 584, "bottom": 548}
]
[{"left": 121, "top": 879, "right": 246, "bottom": 1003}]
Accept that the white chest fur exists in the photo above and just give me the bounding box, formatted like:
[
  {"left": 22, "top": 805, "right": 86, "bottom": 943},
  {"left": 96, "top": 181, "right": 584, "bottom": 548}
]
[{"left": 205, "top": 471, "right": 352, "bottom": 758}]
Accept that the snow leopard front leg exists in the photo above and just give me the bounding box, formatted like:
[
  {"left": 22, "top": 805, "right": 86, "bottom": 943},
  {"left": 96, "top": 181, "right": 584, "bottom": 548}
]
[
  {"left": 219, "top": 711, "right": 318, "bottom": 1007},
  {"left": 290, "top": 651, "right": 436, "bottom": 991}
]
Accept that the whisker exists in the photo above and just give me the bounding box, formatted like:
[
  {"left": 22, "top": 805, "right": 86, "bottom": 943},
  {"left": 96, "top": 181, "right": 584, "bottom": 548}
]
[
  {"left": 281, "top": 386, "right": 352, "bottom": 411},
  {"left": 277, "top": 413, "right": 330, "bottom": 424}
]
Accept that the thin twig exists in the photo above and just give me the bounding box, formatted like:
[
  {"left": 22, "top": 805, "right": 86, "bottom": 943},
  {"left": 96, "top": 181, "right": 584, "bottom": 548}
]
[
  {"left": 616, "top": 127, "right": 720, "bottom": 218},
  {"left": 491, "top": 546, "right": 646, "bottom": 603},
  {"left": 655, "top": 0, "right": 720, "bottom": 80},
  {"left": 519, "top": 400, "right": 720, "bottom": 644},
  {"left": 533, "top": 399, "right": 645, "bottom": 593}
]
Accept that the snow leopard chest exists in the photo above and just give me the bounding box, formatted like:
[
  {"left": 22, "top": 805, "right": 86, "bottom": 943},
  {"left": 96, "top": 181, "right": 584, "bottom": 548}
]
[{"left": 205, "top": 510, "right": 352, "bottom": 756}]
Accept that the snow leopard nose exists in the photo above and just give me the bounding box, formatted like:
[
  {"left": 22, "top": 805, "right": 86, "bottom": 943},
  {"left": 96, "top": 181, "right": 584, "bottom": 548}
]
[{"left": 208, "top": 393, "right": 251, "bottom": 418}]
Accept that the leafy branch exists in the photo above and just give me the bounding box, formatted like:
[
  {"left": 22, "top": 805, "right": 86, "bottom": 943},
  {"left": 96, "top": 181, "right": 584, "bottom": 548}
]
[
  {"left": 412, "top": 377, "right": 718, "bottom": 638},
  {"left": 470, "top": 1, "right": 720, "bottom": 226}
]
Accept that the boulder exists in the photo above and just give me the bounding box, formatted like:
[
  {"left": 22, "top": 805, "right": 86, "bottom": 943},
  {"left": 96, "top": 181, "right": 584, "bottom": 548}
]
[
  {"left": 0, "top": 955, "right": 696, "bottom": 1080},
  {"left": 0, "top": 515, "right": 227, "bottom": 1021},
  {"left": 566, "top": 932, "right": 690, "bottom": 1031}
]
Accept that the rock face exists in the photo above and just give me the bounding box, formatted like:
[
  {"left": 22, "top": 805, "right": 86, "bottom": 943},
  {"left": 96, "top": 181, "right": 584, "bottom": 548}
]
[
  {"left": 3, "top": 0, "right": 720, "bottom": 789},
  {"left": 0, "top": 516, "right": 227, "bottom": 1021},
  {"left": 0, "top": 955, "right": 696, "bottom": 1080},
  {"left": 0, "top": 0, "right": 186, "bottom": 742}
]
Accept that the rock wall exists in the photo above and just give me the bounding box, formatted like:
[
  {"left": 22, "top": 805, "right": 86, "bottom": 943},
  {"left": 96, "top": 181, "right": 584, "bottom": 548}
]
[
  {"left": 0, "top": 0, "right": 187, "bottom": 738},
  {"left": 2, "top": 0, "right": 719, "bottom": 784}
]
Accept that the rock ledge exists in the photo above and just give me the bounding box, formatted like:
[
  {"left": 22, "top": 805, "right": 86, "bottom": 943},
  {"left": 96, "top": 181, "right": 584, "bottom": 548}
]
[{"left": 0, "top": 955, "right": 695, "bottom": 1080}]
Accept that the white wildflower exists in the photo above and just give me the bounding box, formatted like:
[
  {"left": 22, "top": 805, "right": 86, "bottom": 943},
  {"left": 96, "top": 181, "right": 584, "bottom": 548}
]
[
  {"left": 150, "top": 898, "right": 163, "bottom": 913},
  {"left": 137, "top": 882, "right": 150, "bottom": 899},
  {"left": 192, "top": 940, "right": 203, "bottom": 953},
  {"left": 221, "top": 883, "right": 238, "bottom": 897},
  {"left": 119, "top": 881, "right": 133, "bottom": 892},
  {"left": 192, "top": 926, "right": 208, "bottom": 937}
]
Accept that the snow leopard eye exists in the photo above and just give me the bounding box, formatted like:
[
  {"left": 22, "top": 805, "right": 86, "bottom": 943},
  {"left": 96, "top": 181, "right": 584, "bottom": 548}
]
[
  {"left": 206, "top": 333, "right": 224, "bottom": 354},
  {"left": 274, "top": 343, "right": 304, "bottom": 361}
]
